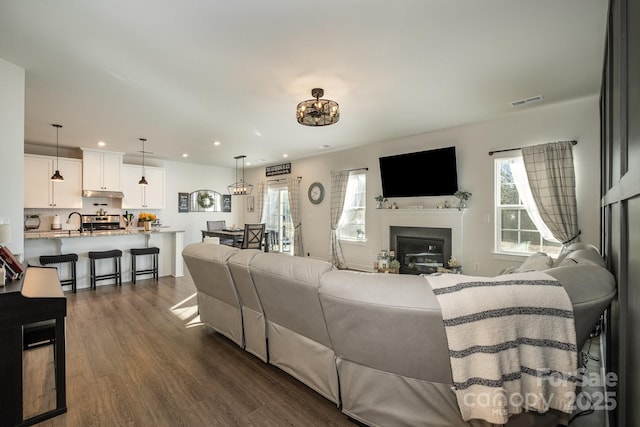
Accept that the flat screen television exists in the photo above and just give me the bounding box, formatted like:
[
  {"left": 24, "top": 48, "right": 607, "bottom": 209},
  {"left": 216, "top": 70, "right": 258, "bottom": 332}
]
[{"left": 379, "top": 146, "right": 458, "bottom": 197}]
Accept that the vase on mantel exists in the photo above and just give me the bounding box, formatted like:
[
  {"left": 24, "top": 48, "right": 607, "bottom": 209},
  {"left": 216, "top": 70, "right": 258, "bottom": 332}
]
[{"left": 457, "top": 200, "right": 467, "bottom": 210}]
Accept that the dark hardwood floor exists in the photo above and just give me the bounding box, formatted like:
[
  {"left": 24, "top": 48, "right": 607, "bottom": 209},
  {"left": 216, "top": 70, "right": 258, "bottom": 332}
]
[{"left": 23, "top": 275, "right": 353, "bottom": 426}]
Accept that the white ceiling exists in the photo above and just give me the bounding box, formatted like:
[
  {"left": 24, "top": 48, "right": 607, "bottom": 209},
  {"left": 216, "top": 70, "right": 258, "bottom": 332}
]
[{"left": 0, "top": 0, "right": 608, "bottom": 168}]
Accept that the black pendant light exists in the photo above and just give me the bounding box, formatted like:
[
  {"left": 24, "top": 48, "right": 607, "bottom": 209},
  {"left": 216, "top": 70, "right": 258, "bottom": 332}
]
[
  {"left": 227, "top": 155, "right": 253, "bottom": 195},
  {"left": 50, "top": 124, "right": 64, "bottom": 181},
  {"left": 138, "top": 138, "right": 148, "bottom": 186}
]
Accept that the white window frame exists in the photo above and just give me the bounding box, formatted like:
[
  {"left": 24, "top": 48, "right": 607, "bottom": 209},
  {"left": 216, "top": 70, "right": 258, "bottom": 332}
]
[
  {"left": 263, "top": 184, "right": 294, "bottom": 254},
  {"left": 494, "top": 156, "right": 561, "bottom": 256},
  {"left": 337, "top": 171, "right": 366, "bottom": 242}
]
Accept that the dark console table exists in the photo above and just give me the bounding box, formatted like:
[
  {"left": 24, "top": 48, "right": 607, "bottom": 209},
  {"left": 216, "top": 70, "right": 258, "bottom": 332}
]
[{"left": 0, "top": 267, "right": 67, "bottom": 426}]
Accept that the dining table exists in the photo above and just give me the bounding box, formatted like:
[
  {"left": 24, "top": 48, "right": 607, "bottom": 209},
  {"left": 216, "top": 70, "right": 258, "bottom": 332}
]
[{"left": 201, "top": 228, "right": 244, "bottom": 246}]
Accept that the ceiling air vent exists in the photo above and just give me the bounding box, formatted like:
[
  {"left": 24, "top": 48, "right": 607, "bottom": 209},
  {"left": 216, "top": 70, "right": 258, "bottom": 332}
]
[{"left": 511, "top": 94, "right": 544, "bottom": 107}]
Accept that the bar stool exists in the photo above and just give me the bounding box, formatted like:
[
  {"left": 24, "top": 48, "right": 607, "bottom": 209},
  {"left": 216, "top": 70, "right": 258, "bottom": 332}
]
[
  {"left": 88, "top": 249, "right": 122, "bottom": 289},
  {"left": 130, "top": 247, "right": 160, "bottom": 284},
  {"left": 39, "top": 253, "right": 79, "bottom": 293}
]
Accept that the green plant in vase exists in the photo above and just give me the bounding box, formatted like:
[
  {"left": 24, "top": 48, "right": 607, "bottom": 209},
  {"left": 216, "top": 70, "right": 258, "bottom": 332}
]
[
  {"left": 454, "top": 190, "right": 472, "bottom": 210},
  {"left": 374, "top": 195, "right": 388, "bottom": 209},
  {"left": 390, "top": 259, "right": 401, "bottom": 273}
]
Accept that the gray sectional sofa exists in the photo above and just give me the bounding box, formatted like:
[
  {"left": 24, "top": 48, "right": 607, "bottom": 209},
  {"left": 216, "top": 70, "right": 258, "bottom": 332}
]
[{"left": 182, "top": 242, "right": 616, "bottom": 427}]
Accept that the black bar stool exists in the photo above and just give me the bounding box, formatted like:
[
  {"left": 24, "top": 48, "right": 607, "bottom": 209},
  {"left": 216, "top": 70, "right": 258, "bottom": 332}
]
[
  {"left": 39, "top": 253, "right": 79, "bottom": 293},
  {"left": 130, "top": 247, "right": 160, "bottom": 284},
  {"left": 88, "top": 249, "right": 122, "bottom": 289}
]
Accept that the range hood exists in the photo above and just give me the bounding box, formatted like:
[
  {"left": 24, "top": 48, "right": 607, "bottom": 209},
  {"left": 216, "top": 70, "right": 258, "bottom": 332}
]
[{"left": 82, "top": 190, "right": 125, "bottom": 199}]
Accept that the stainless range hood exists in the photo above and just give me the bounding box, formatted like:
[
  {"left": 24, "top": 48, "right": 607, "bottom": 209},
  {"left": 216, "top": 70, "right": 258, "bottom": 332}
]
[{"left": 82, "top": 190, "right": 125, "bottom": 198}]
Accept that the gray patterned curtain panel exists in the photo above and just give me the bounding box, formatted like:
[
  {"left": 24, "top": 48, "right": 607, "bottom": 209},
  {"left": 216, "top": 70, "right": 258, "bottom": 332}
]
[{"left": 522, "top": 141, "right": 580, "bottom": 245}]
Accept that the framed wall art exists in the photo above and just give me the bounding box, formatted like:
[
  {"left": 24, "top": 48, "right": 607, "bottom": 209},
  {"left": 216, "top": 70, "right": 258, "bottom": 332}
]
[{"left": 178, "top": 192, "right": 189, "bottom": 213}]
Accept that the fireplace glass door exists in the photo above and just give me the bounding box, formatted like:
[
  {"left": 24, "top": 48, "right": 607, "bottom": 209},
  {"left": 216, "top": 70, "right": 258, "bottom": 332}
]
[{"left": 397, "top": 236, "right": 445, "bottom": 274}]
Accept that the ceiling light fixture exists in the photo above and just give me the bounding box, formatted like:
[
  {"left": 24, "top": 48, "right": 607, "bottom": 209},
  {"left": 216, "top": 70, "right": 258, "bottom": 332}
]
[
  {"left": 138, "top": 138, "right": 149, "bottom": 186},
  {"left": 228, "top": 155, "right": 253, "bottom": 195},
  {"left": 296, "top": 88, "right": 340, "bottom": 126},
  {"left": 50, "top": 124, "right": 64, "bottom": 181}
]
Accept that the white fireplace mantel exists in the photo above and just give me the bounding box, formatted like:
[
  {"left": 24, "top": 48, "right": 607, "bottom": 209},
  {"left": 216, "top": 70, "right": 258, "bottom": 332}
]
[{"left": 380, "top": 209, "right": 466, "bottom": 263}]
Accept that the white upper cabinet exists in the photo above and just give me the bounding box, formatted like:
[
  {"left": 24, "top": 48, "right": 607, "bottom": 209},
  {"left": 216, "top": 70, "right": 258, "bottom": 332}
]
[
  {"left": 24, "top": 154, "right": 83, "bottom": 208},
  {"left": 122, "top": 165, "right": 165, "bottom": 209},
  {"left": 81, "top": 148, "right": 123, "bottom": 191}
]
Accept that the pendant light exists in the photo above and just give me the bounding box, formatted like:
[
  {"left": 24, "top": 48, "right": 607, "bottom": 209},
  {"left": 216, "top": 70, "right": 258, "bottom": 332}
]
[
  {"left": 50, "top": 124, "right": 64, "bottom": 181},
  {"left": 138, "top": 138, "right": 148, "bottom": 186},
  {"left": 227, "top": 155, "right": 253, "bottom": 195}
]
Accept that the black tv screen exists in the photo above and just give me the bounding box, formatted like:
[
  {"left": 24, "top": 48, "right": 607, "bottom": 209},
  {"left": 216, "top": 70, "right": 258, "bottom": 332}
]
[{"left": 379, "top": 146, "right": 458, "bottom": 197}]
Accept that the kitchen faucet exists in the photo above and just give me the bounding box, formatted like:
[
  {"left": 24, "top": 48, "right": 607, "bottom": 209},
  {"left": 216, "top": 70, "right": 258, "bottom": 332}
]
[{"left": 67, "top": 212, "right": 84, "bottom": 233}]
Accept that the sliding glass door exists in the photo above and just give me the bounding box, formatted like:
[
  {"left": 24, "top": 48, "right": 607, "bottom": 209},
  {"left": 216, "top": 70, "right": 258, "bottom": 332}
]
[{"left": 263, "top": 185, "right": 293, "bottom": 253}]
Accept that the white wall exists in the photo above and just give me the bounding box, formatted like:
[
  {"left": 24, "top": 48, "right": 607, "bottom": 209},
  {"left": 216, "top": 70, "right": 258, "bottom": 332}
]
[
  {"left": 6, "top": 49, "right": 599, "bottom": 275},
  {"left": 0, "top": 58, "right": 25, "bottom": 256},
  {"left": 243, "top": 95, "right": 601, "bottom": 276},
  {"left": 161, "top": 160, "right": 240, "bottom": 247}
]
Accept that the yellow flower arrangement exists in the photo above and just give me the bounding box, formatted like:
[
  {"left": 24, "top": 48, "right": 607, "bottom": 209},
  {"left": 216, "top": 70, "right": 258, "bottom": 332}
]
[{"left": 138, "top": 212, "right": 157, "bottom": 222}]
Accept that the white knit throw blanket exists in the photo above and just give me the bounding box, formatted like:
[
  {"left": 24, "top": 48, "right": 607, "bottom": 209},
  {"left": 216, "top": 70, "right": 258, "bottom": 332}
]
[{"left": 425, "top": 271, "right": 578, "bottom": 425}]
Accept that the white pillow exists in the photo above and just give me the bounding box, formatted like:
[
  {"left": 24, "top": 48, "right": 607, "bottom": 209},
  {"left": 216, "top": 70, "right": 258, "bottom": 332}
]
[
  {"left": 499, "top": 266, "right": 521, "bottom": 275},
  {"left": 519, "top": 252, "right": 554, "bottom": 272}
]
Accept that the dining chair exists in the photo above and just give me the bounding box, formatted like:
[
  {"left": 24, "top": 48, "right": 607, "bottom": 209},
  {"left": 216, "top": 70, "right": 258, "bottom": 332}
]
[
  {"left": 206, "top": 220, "right": 226, "bottom": 231},
  {"left": 240, "top": 223, "right": 266, "bottom": 250},
  {"left": 206, "top": 220, "right": 234, "bottom": 245}
]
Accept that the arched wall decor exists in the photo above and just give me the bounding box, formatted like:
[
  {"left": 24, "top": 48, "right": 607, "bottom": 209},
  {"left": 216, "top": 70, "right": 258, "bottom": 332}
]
[{"left": 190, "top": 190, "right": 224, "bottom": 212}]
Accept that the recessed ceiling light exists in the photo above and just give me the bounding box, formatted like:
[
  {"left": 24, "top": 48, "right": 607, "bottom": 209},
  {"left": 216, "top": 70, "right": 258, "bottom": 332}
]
[
  {"left": 283, "top": 154, "right": 288, "bottom": 158},
  {"left": 97, "top": 141, "right": 106, "bottom": 147},
  {"left": 318, "top": 144, "right": 331, "bottom": 149},
  {"left": 213, "top": 140, "right": 221, "bottom": 146},
  {"left": 181, "top": 153, "right": 188, "bottom": 158},
  {"left": 254, "top": 130, "right": 262, "bottom": 137},
  {"left": 246, "top": 162, "right": 251, "bottom": 166}
]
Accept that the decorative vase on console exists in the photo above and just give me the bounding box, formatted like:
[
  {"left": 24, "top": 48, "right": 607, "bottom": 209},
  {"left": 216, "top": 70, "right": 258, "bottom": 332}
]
[{"left": 454, "top": 190, "right": 472, "bottom": 211}]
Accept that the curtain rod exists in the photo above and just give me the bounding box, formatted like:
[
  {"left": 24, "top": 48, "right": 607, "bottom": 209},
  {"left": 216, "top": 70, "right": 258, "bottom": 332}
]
[
  {"left": 267, "top": 176, "right": 302, "bottom": 183},
  {"left": 488, "top": 140, "right": 577, "bottom": 156},
  {"left": 331, "top": 167, "right": 369, "bottom": 173}
]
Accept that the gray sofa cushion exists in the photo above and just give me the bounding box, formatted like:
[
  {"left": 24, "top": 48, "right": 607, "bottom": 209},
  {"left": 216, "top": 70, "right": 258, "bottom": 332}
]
[
  {"left": 182, "top": 243, "right": 243, "bottom": 346},
  {"left": 319, "top": 270, "right": 452, "bottom": 384}
]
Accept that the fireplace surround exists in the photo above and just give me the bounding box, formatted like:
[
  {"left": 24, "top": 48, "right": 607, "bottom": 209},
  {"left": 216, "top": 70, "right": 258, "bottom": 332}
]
[
  {"left": 391, "top": 226, "right": 452, "bottom": 274},
  {"left": 381, "top": 209, "right": 465, "bottom": 272}
]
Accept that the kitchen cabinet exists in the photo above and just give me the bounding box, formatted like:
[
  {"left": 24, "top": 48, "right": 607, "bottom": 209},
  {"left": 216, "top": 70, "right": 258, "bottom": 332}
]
[
  {"left": 24, "top": 154, "right": 83, "bottom": 208},
  {"left": 122, "top": 165, "right": 165, "bottom": 209},
  {"left": 81, "top": 149, "right": 123, "bottom": 191}
]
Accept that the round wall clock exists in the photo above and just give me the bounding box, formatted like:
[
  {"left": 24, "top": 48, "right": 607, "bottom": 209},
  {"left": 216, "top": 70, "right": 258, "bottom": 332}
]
[{"left": 308, "top": 182, "right": 325, "bottom": 204}]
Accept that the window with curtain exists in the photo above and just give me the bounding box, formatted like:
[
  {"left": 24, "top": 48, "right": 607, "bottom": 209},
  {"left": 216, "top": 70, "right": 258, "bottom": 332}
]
[
  {"left": 263, "top": 184, "right": 293, "bottom": 253},
  {"left": 337, "top": 172, "right": 366, "bottom": 241},
  {"left": 495, "top": 157, "right": 561, "bottom": 256}
]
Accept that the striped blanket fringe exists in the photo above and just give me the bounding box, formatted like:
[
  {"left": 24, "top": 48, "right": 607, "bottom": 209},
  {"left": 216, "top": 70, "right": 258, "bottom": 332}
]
[{"left": 425, "top": 271, "right": 578, "bottom": 425}]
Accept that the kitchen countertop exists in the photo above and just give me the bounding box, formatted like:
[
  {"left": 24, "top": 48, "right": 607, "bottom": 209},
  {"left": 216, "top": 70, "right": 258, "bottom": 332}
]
[{"left": 24, "top": 227, "right": 184, "bottom": 240}]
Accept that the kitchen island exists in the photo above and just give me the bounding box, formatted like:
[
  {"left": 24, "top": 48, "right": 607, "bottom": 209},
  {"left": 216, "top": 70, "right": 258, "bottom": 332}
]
[{"left": 24, "top": 228, "right": 185, "bottom": 291}]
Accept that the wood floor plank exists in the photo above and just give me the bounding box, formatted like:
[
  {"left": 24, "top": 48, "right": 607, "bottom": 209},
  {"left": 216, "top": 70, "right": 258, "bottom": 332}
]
[{"left": 23, "top": 275, "right": 353, "bottom": 426}]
